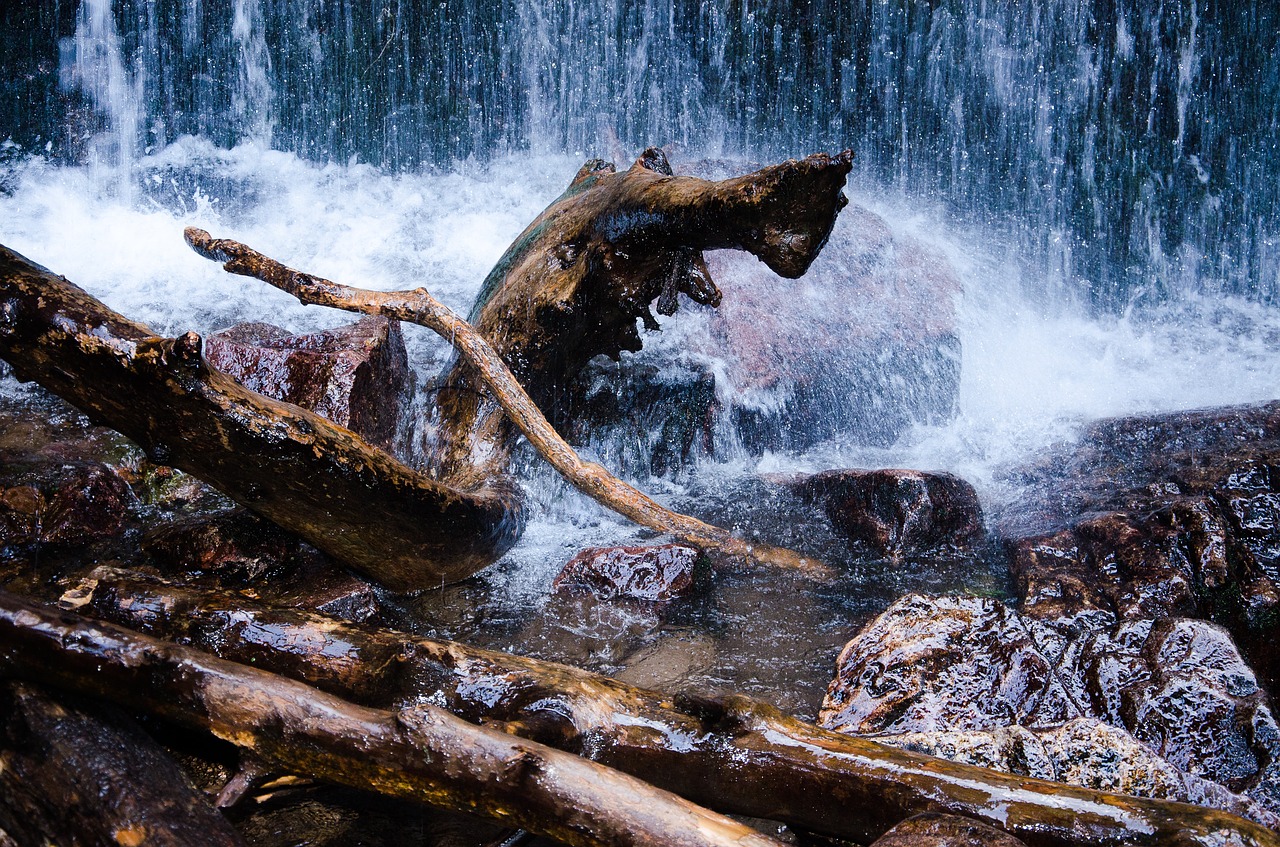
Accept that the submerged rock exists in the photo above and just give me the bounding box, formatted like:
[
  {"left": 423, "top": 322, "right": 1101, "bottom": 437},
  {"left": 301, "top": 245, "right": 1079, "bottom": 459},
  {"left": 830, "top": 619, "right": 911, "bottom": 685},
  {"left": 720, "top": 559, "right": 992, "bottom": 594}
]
[
  {"left": 820, "top": 593, "right": 1280, "bottom": 824},
  {"left": 204, "top": 316, "right": 411, "bottom": 450},
  {"left": 790, "top": 469, "right": 984, "bottom": 556},
  {"left": 553, "top": 543, "right": 706, "bottom": 603}
]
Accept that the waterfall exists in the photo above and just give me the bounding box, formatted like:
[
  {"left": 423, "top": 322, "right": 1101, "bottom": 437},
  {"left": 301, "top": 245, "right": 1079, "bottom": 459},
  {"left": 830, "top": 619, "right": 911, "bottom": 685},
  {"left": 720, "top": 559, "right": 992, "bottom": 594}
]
[
  {"left": 18, "top": 0, "right": 1275, "bottom": 308},
  {"left": 59, "top": 0, "right": 146, "bottom": 202}
]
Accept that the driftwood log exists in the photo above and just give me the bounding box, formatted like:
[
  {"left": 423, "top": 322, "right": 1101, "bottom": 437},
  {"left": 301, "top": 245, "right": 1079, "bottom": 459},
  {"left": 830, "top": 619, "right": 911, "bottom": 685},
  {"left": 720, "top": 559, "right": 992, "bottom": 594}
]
[
  {"left": 0, "top": 680, "right": 246, "bottom": 847},
  {"left": 0, "top": 150, "right": 849, "bottom": 588},
  {"left": 0, "top": 589, "right": 795, "bottom": 847},
  {"left": 65, "top": 568, "right": 1280, "bottom": 847},
  {"left": 182, "top": 223, "right": 825, "bottom": 578}
]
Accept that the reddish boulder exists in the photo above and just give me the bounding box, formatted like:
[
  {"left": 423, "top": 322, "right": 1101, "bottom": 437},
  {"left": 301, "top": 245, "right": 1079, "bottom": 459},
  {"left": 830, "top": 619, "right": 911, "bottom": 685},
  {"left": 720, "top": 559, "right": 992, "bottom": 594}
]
[
  {"left": 696, "top": 201, "right": 962, "bottom": 450},
  {"left": 791, "top": 469, "right": 984, "bottom": 556},
  {"left": 553, "top": 544, "right": 705, "bottom": 603},
  {"left": 0, "top": 459, "right": 137, "bottom": 548},
  {"left": 204, "top": 316, "right": 410, "bottom": 449}
]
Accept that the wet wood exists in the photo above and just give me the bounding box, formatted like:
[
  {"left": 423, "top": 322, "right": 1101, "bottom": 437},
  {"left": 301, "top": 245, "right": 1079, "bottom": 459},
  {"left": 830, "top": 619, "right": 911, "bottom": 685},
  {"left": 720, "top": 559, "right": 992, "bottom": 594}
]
[
  {"left": 0, "top": 589, "right": 791, "bottom": 847},
  {"left": 185, "top": 222, "right": 827, "bottom": 579},
  {"left": 0, "top": 244, "right": 522, "bottom": 590},
  {"left": 0, "top": 680, "right": 245, "bottom": 847},
  {"left": 70, "top": 569, "right": 1280, "bottom": 847},
  {"left": 185, "top": 150, "right": 851, "bottom": 578}
]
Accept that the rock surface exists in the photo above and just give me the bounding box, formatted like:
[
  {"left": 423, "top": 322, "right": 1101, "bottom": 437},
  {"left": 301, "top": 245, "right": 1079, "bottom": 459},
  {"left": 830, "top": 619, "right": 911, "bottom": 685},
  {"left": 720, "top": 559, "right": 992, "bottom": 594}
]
[
  {"left": 1002, "top": 400, "right": 1280, "bottom": 693},
  {"left": 867, "top": 812, "right": 1029, "bottom": 847},
  {"left": 820, "top": 593, "right": 1280, "bottom": 825},
  {"left": 790, "top": 469, "right": 984, "bottom": 556},
  {"left": 553, "top": 543, "right": 706, "bottom": 603},
  {"left": 204, "top": 316, "right": 410, "bottom": 449}
]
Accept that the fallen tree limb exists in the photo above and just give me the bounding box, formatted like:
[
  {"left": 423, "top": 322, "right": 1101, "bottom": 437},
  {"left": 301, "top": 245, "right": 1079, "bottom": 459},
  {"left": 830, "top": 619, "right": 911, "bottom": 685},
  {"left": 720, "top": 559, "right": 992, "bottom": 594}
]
[
  {"left": 0, "top": 589, "right": 791, "bottom": 847},
  {"left": 0, "top": 244, "right": 522, "bottom": 590},
  {"left": 69, "top": 568, "right": 1280, "bottom": 847},
  {"left": 185, "top": 224, "right": 827, "bottom": 578},
  {"left": 0, "top": 680, "right": 246, "bottom": 847}
]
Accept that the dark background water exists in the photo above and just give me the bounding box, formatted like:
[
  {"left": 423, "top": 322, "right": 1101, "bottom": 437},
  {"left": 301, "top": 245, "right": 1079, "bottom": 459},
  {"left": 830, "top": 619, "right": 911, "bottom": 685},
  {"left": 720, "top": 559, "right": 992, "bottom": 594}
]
[{"left": 4, "top": 1, "right": 1278, "bottom": 308}]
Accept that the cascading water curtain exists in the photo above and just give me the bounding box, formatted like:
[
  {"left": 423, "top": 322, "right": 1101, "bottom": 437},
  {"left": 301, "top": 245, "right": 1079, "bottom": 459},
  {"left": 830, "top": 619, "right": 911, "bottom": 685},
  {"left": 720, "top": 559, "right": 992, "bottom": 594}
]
[{"left": 2, "top": 0, "right": 1275, "bottom": 307}]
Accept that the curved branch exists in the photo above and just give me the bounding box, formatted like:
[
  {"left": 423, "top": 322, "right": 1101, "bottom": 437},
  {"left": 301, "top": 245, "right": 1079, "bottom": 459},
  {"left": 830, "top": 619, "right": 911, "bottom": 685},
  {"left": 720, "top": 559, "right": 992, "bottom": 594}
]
[{"left": 185, "top": 226, "right": 830, "bottom": 579}]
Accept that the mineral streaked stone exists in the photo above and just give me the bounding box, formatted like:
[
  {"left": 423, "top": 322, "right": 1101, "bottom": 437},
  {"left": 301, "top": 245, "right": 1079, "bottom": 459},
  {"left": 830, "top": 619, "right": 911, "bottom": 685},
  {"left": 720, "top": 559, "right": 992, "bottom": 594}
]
[{"left": 821, "top": 593, "right": 1280, "bottom": 824}]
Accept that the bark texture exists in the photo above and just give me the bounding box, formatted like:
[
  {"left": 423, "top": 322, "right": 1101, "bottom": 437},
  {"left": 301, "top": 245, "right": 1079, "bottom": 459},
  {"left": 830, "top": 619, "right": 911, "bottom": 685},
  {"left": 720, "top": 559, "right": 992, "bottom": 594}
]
[
  {"left": 0, "top": 680, "right": 245, "bottom": 847},
  {"left": 0, "top": 589, "right": 791, "bottom": 847},
  {"left": 0, "top": 244, "right": 522, "bottom": 590},
  {"left": 67, "top": 568, "right": 1280, "bottom": 847}
]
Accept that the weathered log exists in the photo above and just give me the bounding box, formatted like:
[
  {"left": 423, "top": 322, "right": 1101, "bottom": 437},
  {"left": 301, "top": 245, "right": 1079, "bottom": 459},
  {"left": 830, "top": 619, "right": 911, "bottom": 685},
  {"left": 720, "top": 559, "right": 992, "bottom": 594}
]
[
  {"left": 0, "top": 680, "right": 245, "bottom": 847},
  {"left": 0, "top": 589, "right": 792, "bottom": 847},
  {"left": 184, "top": 224, "right": 827, "bottom": 578},
  {"left": 0, "top": 244, "right": 522, "bottom": 590},
  {"left": 67, "top": 569, "right": 1280, "bottom": 847},
  {"left": 433, "top": 148, "right": 853, "bottom": 482}
]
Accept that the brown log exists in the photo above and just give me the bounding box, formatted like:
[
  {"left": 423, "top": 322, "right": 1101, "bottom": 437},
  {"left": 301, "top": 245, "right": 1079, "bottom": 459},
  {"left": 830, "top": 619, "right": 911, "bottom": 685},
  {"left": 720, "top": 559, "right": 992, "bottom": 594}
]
[
  {"left": 0, "top": 680, "right": 245, "bottom": 847},
  {"left": 0, "top": 244, "right": 522, "bottom": 590},
  {"left": 68, "top": 568, "right": 1280, "bottom": 847},
  {"left": 0, "top": 589, "right": 792, "bottom": 847}
]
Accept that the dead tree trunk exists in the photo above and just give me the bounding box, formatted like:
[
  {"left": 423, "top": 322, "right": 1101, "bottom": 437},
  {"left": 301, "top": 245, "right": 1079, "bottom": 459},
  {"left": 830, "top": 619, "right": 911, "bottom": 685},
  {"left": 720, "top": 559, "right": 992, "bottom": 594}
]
[
  {"left": 0, "top": 589, "right": 795, "bottom": 847},
  {"left": 428, "top": 149, "right": 853, "bottom": 485},
  {"left": 0, "top": 151, "right": 849, "bottom": 588},
  {"left": 66, "top": 568, "right": 1280, "bottom": 847}
]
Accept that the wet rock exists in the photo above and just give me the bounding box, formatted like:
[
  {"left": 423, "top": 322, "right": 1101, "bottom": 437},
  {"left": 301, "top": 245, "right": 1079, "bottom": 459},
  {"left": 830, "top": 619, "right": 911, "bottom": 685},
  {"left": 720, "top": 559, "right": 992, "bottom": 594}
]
[
  {"left": 699, "top": 201, "right": 961, "bottom": 451},
  {"left": 819, "top": 594, "right": 1080, "bottom": 736},
  {"left": 820, "top": 593, "right": 1280, "bottom": 822},
  {"left": 556, "top": 360, "right": 717, "bottom": 476},
  {"left": 141, "top": 508, "right": 301, "bottom": 582},
  {"left": 553, "top": 543, "right": 706, "bottom": 603},
  {"left": 1002, "top": 400, "right": 1280, "bottom": 692},
  {"left": 868, "top": 812, "right": 1029, "bottom": 847},
  {"left": 0, "top": 458, "right": 138, "bottom": 548},
  {"left": 204, "top": 316, "right": 411, "bottom": 449},
  {"left": 259, "top": 562, "right": 381, "bottom": 624},
  {"left": 791, "top": 469, "right": 984, "bottom": 556}
]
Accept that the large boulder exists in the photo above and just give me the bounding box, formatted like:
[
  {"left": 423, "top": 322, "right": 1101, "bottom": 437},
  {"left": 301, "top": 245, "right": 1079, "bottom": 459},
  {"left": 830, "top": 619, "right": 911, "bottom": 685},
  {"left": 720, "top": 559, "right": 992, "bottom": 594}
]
[
  {"left": 1002, "top": 400, "right": 1280, "bottom": 691},
  {"left": 204, "top": 316, "right": 411, "bottom": 450},
  {"left": 698, "top": 201, "right": 962, "bottom": 451},
  {"left": 790, "top": 469, "right": 984, "bottom": 556},
  {"left": 820, "top": 593, "right": 1280, "bottom": 825}
]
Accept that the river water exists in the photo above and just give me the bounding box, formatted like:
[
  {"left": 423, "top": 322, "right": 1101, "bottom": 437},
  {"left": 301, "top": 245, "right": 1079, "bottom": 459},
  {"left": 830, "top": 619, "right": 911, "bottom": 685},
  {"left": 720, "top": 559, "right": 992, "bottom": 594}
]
[{"left": 2, "top": 0, "right": 1280, "bottom": 715}]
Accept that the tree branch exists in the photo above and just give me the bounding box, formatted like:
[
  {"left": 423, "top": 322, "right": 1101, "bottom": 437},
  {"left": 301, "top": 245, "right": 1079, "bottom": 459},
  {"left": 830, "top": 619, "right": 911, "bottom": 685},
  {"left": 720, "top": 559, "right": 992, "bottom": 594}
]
[{"left": 185, "top": 225, "right": 830, "bottom": 579}]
